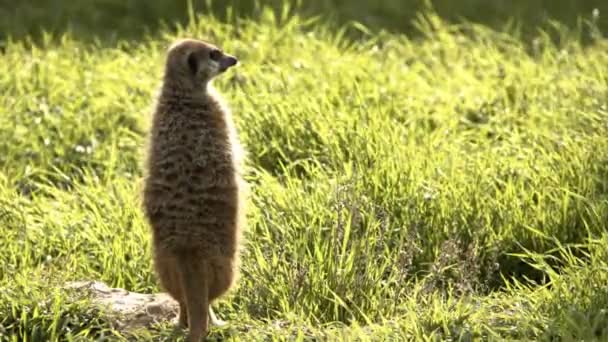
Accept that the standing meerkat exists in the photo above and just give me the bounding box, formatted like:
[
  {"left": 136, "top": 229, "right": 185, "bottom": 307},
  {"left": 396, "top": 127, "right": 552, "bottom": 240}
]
[{"left": 143, "top": 38, "right": 245, "bottom": 341}]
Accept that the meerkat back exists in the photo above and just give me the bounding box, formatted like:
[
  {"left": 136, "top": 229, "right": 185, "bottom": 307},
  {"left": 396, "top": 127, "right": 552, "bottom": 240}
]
[{"left": 142, "top": 38, "right": 245, "bottom": 341}]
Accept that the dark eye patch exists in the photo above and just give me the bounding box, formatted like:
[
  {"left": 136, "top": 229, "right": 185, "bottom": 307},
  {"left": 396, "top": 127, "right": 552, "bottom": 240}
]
[
  {"left": 187, "top": 52, "right": 199, "bottom": 74},
  {"left": 209, "top": 49, "right": 222, "bottom": 62}
]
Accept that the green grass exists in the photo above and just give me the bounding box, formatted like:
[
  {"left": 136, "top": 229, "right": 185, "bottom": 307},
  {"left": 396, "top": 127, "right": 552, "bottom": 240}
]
[{"left": 1, "top": 3, "right": 608, "bottom": 341}]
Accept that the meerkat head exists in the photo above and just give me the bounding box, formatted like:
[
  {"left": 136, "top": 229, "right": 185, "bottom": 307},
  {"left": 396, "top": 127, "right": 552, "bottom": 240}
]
[{"left": 164, "top": 38, "right": 238, "bottom": 89}]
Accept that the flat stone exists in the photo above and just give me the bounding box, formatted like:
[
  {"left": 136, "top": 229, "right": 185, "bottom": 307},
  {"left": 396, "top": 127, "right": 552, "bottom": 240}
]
[{"left": 65, "top": 280, "right": 178, "bottom": 331}]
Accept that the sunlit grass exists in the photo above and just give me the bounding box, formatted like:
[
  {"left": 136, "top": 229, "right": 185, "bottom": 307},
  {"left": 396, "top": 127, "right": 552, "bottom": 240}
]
[{"left": 0, "top": 5, "right": 607, "bottom": 341}]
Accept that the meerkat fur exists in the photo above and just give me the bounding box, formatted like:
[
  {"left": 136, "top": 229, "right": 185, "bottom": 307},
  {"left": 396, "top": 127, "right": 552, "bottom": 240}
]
[{"left": 143, "top": 38, "right": 245, "bottom": 341}]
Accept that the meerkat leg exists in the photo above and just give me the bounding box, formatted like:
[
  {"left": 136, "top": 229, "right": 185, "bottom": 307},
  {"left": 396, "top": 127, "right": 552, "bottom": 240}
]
[
  {"left": 178, "top": 302, "right": 188, "bottom": 328},
  {"left": 207, "top": 257, "right": 234, "bottom": 327},
  {"left": 154, "top": 246, "right": 189, "bottom": 328},
  {"left": 177, "top": 253, "right": 210, "bottom": 342}
]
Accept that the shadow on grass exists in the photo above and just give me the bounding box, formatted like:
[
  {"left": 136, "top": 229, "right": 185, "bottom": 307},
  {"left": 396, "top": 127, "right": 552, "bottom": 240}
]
[{"left": 0, "top": 0, "right": 606, "bottom": 45}]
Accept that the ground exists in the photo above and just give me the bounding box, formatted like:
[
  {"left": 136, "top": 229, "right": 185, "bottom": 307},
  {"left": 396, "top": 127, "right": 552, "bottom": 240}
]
[{"left": 0, "top": 2, "right": 608, "bottom": 341}]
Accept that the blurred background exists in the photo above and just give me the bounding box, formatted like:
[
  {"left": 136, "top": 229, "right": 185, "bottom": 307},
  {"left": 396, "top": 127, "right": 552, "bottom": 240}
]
[{"left": 1, "top": 0, "right": 606, "bottom": 43}]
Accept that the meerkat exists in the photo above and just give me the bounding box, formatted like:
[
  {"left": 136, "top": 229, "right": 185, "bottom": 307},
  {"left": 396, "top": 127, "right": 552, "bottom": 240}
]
[{"left": 142, "top": 38, "right": 245, "bottom": 341}]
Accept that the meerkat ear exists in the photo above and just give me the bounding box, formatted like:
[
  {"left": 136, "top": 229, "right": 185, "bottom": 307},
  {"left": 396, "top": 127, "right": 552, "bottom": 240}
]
[{"left": 187, "top": 51, "right": 199, "bottom": 75}]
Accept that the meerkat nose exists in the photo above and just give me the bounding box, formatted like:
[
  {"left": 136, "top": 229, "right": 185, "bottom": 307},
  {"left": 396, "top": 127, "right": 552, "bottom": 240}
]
[{"left": 220, "top": 55, "right": 238, "bottom": 71}]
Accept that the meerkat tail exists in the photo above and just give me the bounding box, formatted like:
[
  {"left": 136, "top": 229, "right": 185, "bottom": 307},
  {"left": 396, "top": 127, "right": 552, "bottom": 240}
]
[{"left": 176, "top": 254, "right": 210, "bottom": 341}]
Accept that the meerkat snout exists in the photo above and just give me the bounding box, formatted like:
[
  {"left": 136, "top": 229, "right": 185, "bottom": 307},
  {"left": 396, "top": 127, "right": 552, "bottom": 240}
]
[
  {"left": 209, "top": 48, "right": 238, "bottom": 69},
  {"left": 218, "top": 54, "right": 238, "bottom": 72},
  {"left": 206, "top": 48, "right": 238, "bottom": 74}
]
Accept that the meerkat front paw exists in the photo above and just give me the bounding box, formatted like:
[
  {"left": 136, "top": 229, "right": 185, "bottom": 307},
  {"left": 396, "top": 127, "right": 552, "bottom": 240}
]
[{"left": 209, "top": 307, "right": 227, "bottom": 327}]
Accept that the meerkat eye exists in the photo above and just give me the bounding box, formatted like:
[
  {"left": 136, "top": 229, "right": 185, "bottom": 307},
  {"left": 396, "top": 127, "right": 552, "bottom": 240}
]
[{"left": 209, "top": 49, "right": 222, "bottom": 62}]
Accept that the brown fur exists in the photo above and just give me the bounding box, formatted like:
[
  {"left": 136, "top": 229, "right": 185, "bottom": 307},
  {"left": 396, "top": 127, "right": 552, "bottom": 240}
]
[{"left": 143, "top": 38, "right": 245, "bottom": 341}]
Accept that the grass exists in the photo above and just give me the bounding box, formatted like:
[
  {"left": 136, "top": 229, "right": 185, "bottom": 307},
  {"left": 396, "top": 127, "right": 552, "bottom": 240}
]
[{"left": 1, "top": 2, "right": 608, "bottom": 341}]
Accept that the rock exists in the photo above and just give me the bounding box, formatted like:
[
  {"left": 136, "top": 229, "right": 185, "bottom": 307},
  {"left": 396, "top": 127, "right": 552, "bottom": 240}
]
[{"left": 65, "top": 280, "right": 178, "bottom": 331}]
